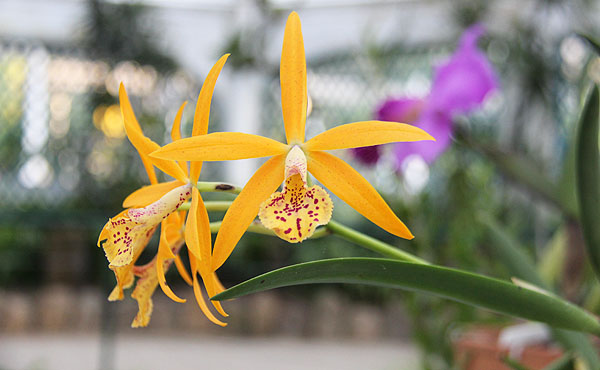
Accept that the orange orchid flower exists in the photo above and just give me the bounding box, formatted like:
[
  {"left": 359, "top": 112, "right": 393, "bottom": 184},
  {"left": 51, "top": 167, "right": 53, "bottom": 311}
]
[
  {"left": 98, "top": 54, "right": 229, "bottom": 326},
  {"left": 151, "top": 12, "right": 434, "bottom": 271}
]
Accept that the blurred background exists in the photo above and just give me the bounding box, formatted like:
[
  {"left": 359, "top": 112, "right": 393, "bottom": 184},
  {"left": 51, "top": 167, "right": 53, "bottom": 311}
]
[{"left": 1, "top": 0, "right": 600, "bottom": 369}]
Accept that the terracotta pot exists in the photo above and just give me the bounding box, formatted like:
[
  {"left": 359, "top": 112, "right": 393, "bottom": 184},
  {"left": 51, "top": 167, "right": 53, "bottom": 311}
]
[{"left": 452, "top": 326, "right": 563, "bottom": 369}]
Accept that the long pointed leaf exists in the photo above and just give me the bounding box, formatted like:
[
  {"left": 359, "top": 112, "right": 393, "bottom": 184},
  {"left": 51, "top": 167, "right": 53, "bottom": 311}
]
[
  {"left": 576, "top": 85, "right": 600, "bottom": 278},
  {"left": 542, "top": 354, "right": 575, "bottom": 370},
  {"left": 213, "top": 258, "right": 600, "bottom": 335},
  {"left": 578, "top": 34, "right": 600, "bottom": 56}
]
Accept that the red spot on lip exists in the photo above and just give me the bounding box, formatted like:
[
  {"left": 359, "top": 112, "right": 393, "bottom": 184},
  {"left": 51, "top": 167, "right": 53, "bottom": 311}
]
[
  {"left": 314, "top": 199, "right": 318, "bottom": 204},
  {"left": 284, "top": 228, "right": 292, "bottom": 234},
  {"left": 280, "top": 217, "right": 286, "bottom": 222}
]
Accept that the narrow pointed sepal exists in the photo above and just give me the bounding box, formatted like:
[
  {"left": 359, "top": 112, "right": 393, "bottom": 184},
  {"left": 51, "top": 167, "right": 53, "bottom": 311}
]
[
  {"left": 304, "top": 120, "right": 435, "bottom": 152},
  {"left": 280, "top": 11, "right": 307, "bottom": 144},
  {"left": 151, "top": 132, "right": 288, "bottom": 162},
  {"left": 308, "top": 151, "right": 413, "bottom": 239},
  {"left": 212, "top": 155, "right": 286, "bottom": 270}
]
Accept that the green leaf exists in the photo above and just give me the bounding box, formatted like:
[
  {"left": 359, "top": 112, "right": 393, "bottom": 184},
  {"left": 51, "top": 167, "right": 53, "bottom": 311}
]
[
  {"left": 538, "top": 228, "right": 567, "bottom": 285},
  {"left": 213, "top": 258, "right": 600, "bottom": 335},
  {"left": 479, "top": 214, "right": 544, "bottom": 286},
  {"left": 542, "top": 354, "right": 575, "bottom": 370},
  {"left": 480, "top": 214, "right": 600, "bottom": 370},
  {"left": 578, "top": 34, "right": 600, "bottom": 55},
  {"left": 576, "top": 84, "right": 600, "bottom": 279},
  {"left": 502, "top": 356, "right": 531, "bottom": 370}
]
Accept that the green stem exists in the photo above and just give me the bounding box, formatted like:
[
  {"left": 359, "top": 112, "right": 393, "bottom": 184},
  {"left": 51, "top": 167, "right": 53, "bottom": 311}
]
[
  {"left": 196, "top": 181, "right": 242, "bottom": 194},
  {"left": 179, "top": 201, "right": 233, "bottom": 212},
  {"left": 209, "top": 221, "right": 273, "bottom": 236},
  {"left": 326, "top": 220, "right": 429, "bottom": 264}
]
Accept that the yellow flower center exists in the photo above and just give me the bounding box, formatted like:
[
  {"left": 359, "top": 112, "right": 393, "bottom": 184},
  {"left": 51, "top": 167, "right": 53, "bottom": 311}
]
[{"left": 259, "top": 146, "right": 333, "bottom": 243}]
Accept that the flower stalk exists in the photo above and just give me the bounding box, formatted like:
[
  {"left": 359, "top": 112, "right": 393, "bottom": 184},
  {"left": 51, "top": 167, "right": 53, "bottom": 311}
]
[
  {"left": 187, "top": 197, "right": 423, "bottom": 261},
  {"left": 326, "top": 220, "right": 429, "bottom": 264},
  {"left": 180, "top": 201, "right": 233, "bottom": 212},
  {"left": 196, "top": 181, "right": 242, "bottom": 194}
]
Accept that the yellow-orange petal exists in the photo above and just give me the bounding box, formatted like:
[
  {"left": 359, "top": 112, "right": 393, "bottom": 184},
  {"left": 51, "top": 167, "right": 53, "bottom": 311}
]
[
  {"left": 171, "top": 103, "right": 184, "bottom": 142},
  {"left": 212, "top": 155, "right": 286, "bottom": 270},
  {"left": 212, "top": 271, "right": 226, "bottom": 293},
  {"left": 106, "top": 223, "right": 153, "bottom": 301},
  {"left": 99, "top": 210, "right": 154, "bottom": 268},
  {"left": 151, "top": 132, "right": 288, "bottom": 162},
  {"left": 130, "top": 268, "right": 157, "bottom": 328},
  {"left": 164, "top": 212, "right": 184, "bottom": 245},
  {"left": 280, "top": 11, "right": 307, "bottom": 144},
  {"left": 192, "top": 188, "right": 212, "bottom": 261},
  {"left": 192, "top": 54, "right": 230, "bottom": 137},
  {"left": 308, "top": 151, "right": 414, "bottom": 239},
  {"left": 197, "top": 261, "right": 228, "bottom": 317},
  {"left": 190, "top": 54, "right": 230, "bottom": 183},
  {"left": 140, "top": 156, "right": 159, "bottom": 185},
  {"left": 174, "top": 254, "right": 193, "bottom": 286},
  {"left": 189, "top": 251, "right": 227, "bottom": 326},
  {"left": 156, "top": 225, "right": 186, "bottom": 303},
  {"left": 116, "top": 84, "right": 158, "bottom": 184},
  {"left": 258, "top": 146, "right": 332, "bottom": 242},
  {"left": 259, "top": 180, "right": 332, "bottom": 243},
  {"left": 304, "top": 120, "right": 435, "bottom": 152},
  {"left": 172, "top": 101, "right": 189, "bottom": 176},
  {"left": 122, "top": 180, "right": 183, "bottom": 208},
  {"left": 102, "top": 184, "right": 191, "bottom": 268},
  {"left": 107, "top": 265, "right": 135, "bottom": 301},
  {"left": 119, "top": 83, "right": 188, "bottom": 183},
  {"left": 184, "top": 188, "right": 202, "bottom": 262}
]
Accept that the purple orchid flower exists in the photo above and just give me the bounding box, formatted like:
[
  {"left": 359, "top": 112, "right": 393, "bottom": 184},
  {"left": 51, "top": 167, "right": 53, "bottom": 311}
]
[
  {"left": 352, "top": 98, "right": 423, "bottom": 165},
  {"left": 428, "top": 24, "right": 499, "bottom": 115},
  {"left": 352, "top": 24, "right": 498, "bottom": 168}
]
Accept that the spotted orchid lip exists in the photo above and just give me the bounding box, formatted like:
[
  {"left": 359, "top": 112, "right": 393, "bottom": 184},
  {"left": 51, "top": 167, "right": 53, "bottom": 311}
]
[
  {"left": 100, "top": 183, "right": 193, "bottom": 269},
  {"left": 259, "top": 145, "right": 333, "bottom": 243}
]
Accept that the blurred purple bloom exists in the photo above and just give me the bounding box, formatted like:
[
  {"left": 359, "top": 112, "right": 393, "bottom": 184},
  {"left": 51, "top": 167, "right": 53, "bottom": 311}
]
[
  {"left": 352, "top": 24, "right": 498, "bottom": 168},
  {"left": 392, "top": 108, "right": 453, "bottom": 166},
  {"left": 352, "top": 98, "right": 423, "bottom": 165},
  {"left": 429, "top": 24, "right": 499, "bottom": 114}
]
